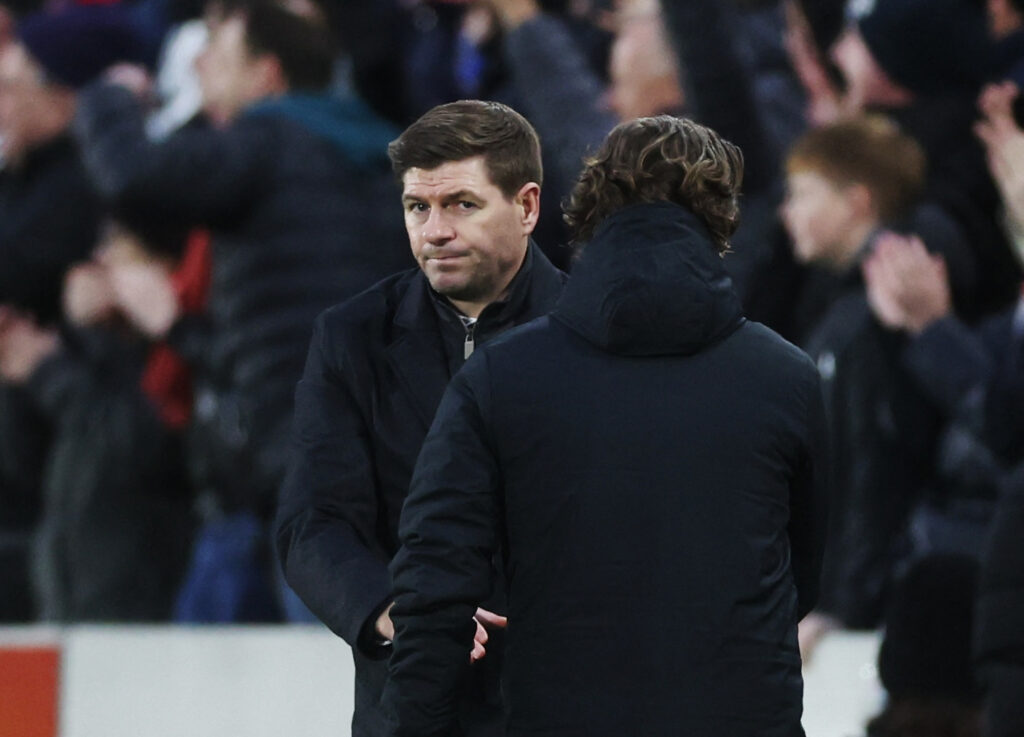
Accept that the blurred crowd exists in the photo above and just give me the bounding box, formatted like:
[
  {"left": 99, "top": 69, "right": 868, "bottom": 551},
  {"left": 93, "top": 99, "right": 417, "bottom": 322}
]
[{"left": 0, "top": 0, "right": 1022, "bottom": 733}]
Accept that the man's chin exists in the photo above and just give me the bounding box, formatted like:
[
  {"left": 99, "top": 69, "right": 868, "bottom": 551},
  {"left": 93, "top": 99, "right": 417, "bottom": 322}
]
[{"left": 428, "top": 278, "right": 485, "bottom": 304}]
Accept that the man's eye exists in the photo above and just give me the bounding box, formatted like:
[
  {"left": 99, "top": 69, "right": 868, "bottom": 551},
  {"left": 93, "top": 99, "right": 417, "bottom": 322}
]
[
  {"left": 457, "top": 201, "right": 478, "bottom": 211},
  {"left": 407, "top": 203, "right": 428, "bottom": 214}
]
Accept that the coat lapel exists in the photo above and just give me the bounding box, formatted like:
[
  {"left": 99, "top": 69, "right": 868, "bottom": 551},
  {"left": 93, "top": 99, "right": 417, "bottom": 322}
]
[{"left": 386, "top": 274, "right": 451, "bottom": 431}]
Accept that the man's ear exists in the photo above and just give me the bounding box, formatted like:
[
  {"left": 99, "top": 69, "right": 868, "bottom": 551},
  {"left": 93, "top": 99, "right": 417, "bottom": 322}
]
[
  {"left": 249, "top": 53, "right": 288, "bottom": 98},
  {"left": 847, "top": 182, "right": 875, "bottom": 219},
  {"left": 515, "top": 182, "right": 542, "bottom": 234}
]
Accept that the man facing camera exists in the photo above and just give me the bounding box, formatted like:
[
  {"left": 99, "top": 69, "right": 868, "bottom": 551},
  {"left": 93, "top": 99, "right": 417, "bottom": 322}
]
[
  {"left": 386, "top": 116, "right": 829, "bottom": 737},
  {"left": 275, "top": 100, "right": 565, "bottom": 736}
]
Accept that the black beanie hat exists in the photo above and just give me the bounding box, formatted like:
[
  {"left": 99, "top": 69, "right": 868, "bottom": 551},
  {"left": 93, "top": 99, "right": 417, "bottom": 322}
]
[
  {"left": 850, "top": 0, "right": 993, "bottom": 96},
  {"left": 877, "top": 554, "right": 981, "bottom": 703},
  {"left": 16, "top": 4, "right": 148, "bottom": 90}
]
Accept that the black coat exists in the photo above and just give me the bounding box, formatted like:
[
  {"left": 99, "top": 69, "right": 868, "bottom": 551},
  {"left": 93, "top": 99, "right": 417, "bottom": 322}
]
[
  {"left": 275, "top": 244, "right": 565, "bottom": 736},
  {"left": 802, "top": 268, "right": 947, "bottom": 628},
  {"left": 74, "top": 86, "right": 413, "bottom": 512},
  {"left": 386, "top": 203, "right": 829, "bottom": 737},
  {"left": 24, "top": 328, "right": 193, "bottom": 621},
  {"left": 975, "top": 464, "right": 1024, "bottom": 737}
]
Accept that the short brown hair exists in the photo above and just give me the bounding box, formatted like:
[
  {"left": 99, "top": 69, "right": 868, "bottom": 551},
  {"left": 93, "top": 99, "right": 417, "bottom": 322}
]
[
  {"left": 786, "top": 115, "right": 926, "bottom": 223},
  {"left": 387, "top": 100, "right": 543, "bottom": 199},
  {"left": 563, "top": 116, "right": 743, "bottom": 252}
]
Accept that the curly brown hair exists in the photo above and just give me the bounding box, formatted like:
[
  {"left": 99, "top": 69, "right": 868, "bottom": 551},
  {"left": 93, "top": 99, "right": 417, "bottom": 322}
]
[{"left": 562, "top": 116, "right": 744, "bottom": 252}]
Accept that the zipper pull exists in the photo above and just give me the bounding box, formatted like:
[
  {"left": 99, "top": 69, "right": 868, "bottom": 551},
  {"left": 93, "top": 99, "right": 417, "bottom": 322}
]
[{"left": 464, "top": 324, "right": 476, "bottom": 359}]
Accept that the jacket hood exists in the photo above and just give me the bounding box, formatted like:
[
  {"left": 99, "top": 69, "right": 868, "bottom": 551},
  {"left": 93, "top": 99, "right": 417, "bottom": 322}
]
[
  {"left": 552, "top": 201, "right": 744, "bottom": 356},
  {"left": 245, "top": 92, "right": 399, "bottom": 170}
]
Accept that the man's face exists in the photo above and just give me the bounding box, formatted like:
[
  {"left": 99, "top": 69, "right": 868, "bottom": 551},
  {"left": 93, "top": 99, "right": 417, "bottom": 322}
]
[
  {"left": 607, "top": 16, "right": 684, "bottom": 121},
  {"left": 194, "top": 13, "right": 261, "bottom": 125},
  {"left": 0, "top": 43, "right": 71, "bottom": 164},
  {"left": 402, "top": 156, "right": 538, "bottom": 316},
  {"left": 781, "top": 171, "right": 859, "bottom": 266}
]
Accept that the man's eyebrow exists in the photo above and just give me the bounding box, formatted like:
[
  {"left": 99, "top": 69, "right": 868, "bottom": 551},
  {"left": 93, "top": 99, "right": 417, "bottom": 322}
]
[{"left": 442, "top": 190, "right": 484, "bottom": 203}]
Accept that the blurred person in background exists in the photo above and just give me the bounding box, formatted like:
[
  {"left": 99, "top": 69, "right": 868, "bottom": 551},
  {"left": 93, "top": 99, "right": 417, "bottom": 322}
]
[
  {"left": 0, "top": 3, "right": 148, "bottom": 622},
  {"left": 275, "top": 99, "right": 565, "bottom": 737},
  {"left": 790, "top": 0, "right": 1020, "bottom": 319},
  {"left": 485, "top": 0, "right": 799, "bottom": 305},
  {"left": 861, "top": 82, "right": 1024, "bottom": 736},
  {"left": 0, "top": 223, "right": 205, "bottom": 621},
  {"left": 780, "top": 116, "right": 979, "bottom": 658},
  {"left": 73, "top": 0, "right": 412, "bottom": 622},
  {"left": 385, "top": 115, "right": 827, "bottom": 737}
]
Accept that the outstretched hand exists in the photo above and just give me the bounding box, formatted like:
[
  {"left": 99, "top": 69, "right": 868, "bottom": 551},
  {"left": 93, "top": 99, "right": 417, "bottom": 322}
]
[{"left": 471, "top": 607, "right": 508, "bottom": 662}]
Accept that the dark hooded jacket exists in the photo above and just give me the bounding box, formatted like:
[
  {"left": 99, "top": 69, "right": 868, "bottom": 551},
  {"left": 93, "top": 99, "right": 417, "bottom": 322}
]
[
  {"left": 385, "top": 202, "right": 829, "bottom": 737},
  {"left": 73, "top": 86, "right": 413, "bottom": 513}
]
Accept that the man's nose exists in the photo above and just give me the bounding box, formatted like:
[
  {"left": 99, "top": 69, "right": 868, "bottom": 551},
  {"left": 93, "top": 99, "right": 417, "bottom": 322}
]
[{"left": 423, "top": 208, "right": 455, "bottom": 244}]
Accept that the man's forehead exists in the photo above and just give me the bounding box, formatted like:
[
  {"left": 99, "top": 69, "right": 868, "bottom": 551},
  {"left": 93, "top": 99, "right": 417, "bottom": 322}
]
[{"left": 401, "top": 156, "right": 494, "bottom": 196}]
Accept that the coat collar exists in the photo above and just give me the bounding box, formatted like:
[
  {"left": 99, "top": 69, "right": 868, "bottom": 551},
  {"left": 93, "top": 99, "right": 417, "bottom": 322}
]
[{"left": 387, "top": 241, "right": 564, "bottom": 428}]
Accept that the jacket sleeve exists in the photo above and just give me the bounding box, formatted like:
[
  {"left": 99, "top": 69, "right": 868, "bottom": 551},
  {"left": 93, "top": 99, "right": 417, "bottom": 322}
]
[
  {"left": 788, "top": 368, "right": 830, "bottom": 620},
  {"left": 383, "top": 359, "right": 502, "bottom": 737},
  {"left": 274, "top": 312, "right": 393, "bottom": 651},
  {"left": 73, "top": 83, "right": 266, "bottom": 226},
  {"left": 902, "top": 315, "right": 997, "bottom": 416}
]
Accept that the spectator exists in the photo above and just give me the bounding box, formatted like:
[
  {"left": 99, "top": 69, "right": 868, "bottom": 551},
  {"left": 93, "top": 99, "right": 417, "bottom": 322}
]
[
  {"left": 860, "top": 81, "right": 1024, "bottom": 737},
  {"left": 831, "top": 0, "right": 1019, "bottom": 317},
  {"left": 275, "top": 99, "right": 565, "bottom": 736},
  {"left": 0, "top": 224, "right": 204, "bottom": 621},
  {"left": 74, "top": 0, "right": 412, "bottom": 622},
  {"left": 0, "top": 2, "right": 149, "bottom": 622},
  {"left": 859, "top": 81, "right": 1024, "bottom": 556},
  {"left": 780, "top": 116, "right": 977, "bottom": 655}
]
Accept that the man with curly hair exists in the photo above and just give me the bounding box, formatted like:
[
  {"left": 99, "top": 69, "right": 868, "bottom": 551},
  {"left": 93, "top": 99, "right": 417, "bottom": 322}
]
[{"left": 384, "top": 115, "right": 829, "bottom": 737}]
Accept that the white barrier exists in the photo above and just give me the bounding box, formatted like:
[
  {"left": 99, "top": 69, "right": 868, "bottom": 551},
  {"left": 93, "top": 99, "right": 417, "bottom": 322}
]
[{"left": 0, "top": 625, "right": 883, "bottom": 737}]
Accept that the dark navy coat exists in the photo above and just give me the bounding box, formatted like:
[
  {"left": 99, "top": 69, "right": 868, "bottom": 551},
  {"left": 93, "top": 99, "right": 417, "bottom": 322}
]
[
  {"left": 386, "top": 202, "right": 829, "bottom": 737},
  {"left": 276, "top": 245, "right": 565, "bottom": 736}
]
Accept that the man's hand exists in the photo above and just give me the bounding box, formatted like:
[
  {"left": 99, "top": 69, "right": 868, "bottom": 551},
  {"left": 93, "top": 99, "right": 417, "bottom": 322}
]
[
  {"left": 108, "top": 262, "right": 181, "bottom": 339},
  {"left": 63, "top": 263, "right": 117, "bottom": 327},
  {"left": 375, "top": 601, "right": 396, "bottom": 642},
  {"left": 471, "top": 607, "right": 507, "bottom": 662},
  {"left": 976, "top": 81, "right": 1024, "bottom": 238},
  {"left": 0, "top": 308, "right": 59, "bottom": 383},
  {"left": 798, "top": 610, "right": 840, "bottom": 665},
  {"left": 379, "top": 602, "right": 507, "bottom": 660},
  {"left": 105, "top": 63, "right": 154, "bottom": 101},
  {"left": 863, "top": 233, "right": 951, "bottom": 334},
  {"left": 783, "top": 0, "right": 842, "bottom": 126},
  {"left": 478, "top": 0, "right": 540, "bottom": 30}
]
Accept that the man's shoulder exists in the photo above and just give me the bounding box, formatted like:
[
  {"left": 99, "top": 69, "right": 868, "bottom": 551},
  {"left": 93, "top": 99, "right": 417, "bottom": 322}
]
[
  {"left": 317, "top": 268, "right": 423, "bottom": 336},
  {"left": 735, "top": 320, "right": 819, "bottom": 378}
]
